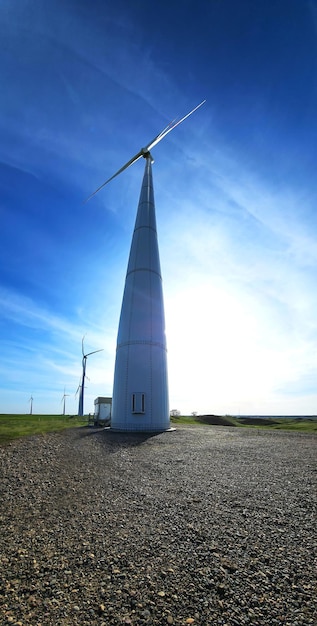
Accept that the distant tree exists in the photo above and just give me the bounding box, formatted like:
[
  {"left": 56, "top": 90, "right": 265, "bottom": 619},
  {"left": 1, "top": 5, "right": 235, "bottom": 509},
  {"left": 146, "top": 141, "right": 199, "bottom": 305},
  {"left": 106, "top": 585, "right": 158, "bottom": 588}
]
[
  {"left": 191, "top": 411, "right": 197, "bottom": 417},
  {"left": 170, "top": 409, "right": 181, "bottom": 417}
]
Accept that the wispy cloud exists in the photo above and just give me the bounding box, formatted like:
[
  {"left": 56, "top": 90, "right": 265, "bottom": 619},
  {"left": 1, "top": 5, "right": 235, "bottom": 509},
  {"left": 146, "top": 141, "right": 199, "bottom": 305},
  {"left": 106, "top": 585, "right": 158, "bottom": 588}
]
[
  {"left": 1, "top": 0, "right": 316, "bottom": 416},
  {"left": 157, "top": 143, "right": 317, "bottom": 414},
  {"left": 0, "top": 287, "right": 114, "bottom": 413},
  {"left": 0, "top": 288, "right": 81, "bottom": 338}
]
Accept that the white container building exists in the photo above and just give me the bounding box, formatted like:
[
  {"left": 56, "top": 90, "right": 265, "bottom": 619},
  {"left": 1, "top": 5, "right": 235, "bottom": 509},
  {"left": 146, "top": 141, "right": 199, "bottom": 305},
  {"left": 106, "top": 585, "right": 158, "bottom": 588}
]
[{"left": 94, "top": 396, "right": 112, "bottom": 425}]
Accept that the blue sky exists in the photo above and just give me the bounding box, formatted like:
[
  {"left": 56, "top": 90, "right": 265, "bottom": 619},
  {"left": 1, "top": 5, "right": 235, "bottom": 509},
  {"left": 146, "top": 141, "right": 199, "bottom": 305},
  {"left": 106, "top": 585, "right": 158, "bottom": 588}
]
[{"left": 1, "top": 0, "right": 316, "bottom": 415}]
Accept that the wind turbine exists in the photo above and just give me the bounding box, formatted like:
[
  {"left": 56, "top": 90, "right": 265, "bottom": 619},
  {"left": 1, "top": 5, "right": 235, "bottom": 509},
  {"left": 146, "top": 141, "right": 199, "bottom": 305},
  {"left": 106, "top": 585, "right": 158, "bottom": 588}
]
[
  {"left": 78, "top": 336, "right": 103, "bottom": 416},
  {"left": 86, "top": 100, "right": 205, "bottom": 431},
  {"left": 75, "top": 378, "right": 86, "bottom": 400},
  {"left": 61, "top": 388, "right": 69, "bottom": 415},
  {"left": 29, "top": 395, "right": 33, "bottom": 415},
  {"left": 85, "top": 100, "right": 206, "bottom": 202}
]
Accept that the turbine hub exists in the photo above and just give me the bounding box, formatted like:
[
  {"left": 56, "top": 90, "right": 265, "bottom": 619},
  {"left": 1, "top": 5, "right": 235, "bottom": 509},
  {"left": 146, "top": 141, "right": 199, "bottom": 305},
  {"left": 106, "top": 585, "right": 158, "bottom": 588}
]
[{"left": 141, "top": 148, "right": 154, "bottom": 163}]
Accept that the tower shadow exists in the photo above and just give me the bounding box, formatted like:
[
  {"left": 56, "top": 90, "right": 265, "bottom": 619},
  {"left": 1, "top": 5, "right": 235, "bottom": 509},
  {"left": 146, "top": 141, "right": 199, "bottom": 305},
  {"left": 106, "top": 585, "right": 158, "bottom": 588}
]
[{"left": 77, "top": 425, "right": 175, "bottom": 453}]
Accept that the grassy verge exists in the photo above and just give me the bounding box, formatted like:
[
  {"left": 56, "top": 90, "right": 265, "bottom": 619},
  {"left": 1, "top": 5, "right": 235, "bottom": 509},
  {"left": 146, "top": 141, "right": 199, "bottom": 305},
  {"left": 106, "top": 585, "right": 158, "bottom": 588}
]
[
  {"left": 171, "top": 414, "right": 317, "bottom": 432},
  {"left": 1, "top": 414, "right": 316, "bottom": 446},
  {"left": 236, "top": 417, "right": 317, "bottom": 431},
  {"left": 0, "top": 414, "right": 88, "bottom": 445},
  {"left": 170, "top": 415, "right": 202, "bottom": 425}
]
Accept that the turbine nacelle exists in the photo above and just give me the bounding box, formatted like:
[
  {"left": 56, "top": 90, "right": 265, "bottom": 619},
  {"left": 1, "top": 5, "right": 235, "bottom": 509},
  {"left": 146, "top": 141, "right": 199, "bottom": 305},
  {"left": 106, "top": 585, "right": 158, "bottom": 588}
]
[{"left": 141, "top": 148, "right": 154, "bottom": 163}]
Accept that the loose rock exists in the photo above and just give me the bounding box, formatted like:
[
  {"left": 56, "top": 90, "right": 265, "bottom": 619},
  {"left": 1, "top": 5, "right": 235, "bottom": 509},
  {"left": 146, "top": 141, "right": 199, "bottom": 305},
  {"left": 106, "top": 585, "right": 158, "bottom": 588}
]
[{"left": 0, "top": 426, "right": 316, "bottom": 625}]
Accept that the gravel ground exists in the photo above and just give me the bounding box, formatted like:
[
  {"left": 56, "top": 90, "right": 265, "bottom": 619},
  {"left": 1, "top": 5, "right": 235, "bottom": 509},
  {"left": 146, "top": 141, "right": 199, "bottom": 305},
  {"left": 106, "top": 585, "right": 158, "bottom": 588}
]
[{"left": 0, "top": 425, "right": 316, "bottom": 626}]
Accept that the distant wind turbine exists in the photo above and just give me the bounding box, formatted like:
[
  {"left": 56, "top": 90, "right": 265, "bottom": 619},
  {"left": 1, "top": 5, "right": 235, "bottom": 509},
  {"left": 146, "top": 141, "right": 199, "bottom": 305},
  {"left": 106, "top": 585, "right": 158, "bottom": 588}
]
[
  {"left": 85, "top": 100, "right": 205, "bottom": 431},
  {"left": 75, "top": 378, "right": 86, "bottom": 399},
  {"left": 29, "top": 395, "right": 33, "bottom": 415},
  {"left": 61, "top": 388, "right": 69, "bottom": 415},
  {"left": 78, "top": 336, "right": 103, "bottom": 416}
]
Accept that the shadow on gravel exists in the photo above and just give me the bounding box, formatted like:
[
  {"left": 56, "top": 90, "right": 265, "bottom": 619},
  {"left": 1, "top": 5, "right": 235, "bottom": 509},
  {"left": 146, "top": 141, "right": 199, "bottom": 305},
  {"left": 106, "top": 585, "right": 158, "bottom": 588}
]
[{"left": 77, "top": 426, "right": 174, "bottom": 452}]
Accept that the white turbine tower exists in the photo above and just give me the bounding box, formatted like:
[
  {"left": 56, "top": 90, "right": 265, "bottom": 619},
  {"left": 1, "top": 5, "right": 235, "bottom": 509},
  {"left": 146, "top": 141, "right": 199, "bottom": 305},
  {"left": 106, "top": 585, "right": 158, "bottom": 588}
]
[
  {"left": 29, "top": 395, "right": 33, "bottom": 415},
  {"left": 78, "top": 337, "right": 103, "bottom": 416},
  {"left": 86, "top": 100, "right": 205, "bottom": 431}
]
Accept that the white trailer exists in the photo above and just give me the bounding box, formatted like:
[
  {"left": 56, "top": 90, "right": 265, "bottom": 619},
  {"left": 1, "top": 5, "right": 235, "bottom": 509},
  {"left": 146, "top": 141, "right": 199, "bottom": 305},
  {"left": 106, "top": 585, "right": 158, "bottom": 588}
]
[{"left": 94, "top": 397, "right": 112, "bottom": 426}]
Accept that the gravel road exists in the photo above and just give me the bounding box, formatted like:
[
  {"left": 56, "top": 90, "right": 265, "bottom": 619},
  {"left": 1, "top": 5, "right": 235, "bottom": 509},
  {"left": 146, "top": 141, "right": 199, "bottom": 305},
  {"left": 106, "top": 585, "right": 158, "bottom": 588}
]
[{"left": 0, "top": 425, "right": 316, "bottom": 625}]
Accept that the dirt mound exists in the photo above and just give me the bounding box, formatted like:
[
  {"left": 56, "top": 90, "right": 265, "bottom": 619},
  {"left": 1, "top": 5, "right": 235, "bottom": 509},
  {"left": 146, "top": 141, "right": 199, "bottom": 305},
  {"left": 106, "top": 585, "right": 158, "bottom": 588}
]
[
  {"left": 237, "top": 417, "right": 279, "bottom": 426},
  {"left": 196, "top": 414, "right": 237, "bottom": 426}
]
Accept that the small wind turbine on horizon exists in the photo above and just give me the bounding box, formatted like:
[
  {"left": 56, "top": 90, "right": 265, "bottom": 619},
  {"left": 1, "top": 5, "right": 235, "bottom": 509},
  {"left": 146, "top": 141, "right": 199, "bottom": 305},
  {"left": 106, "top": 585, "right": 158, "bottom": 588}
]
[
  {"left": 85, "top": 100, "right": 205, "bottom": 431},
  {"left": 78, "top": 336, "right": 103, "bottom": 416},
  {"left": 61, "top": 388, "right": 69, "bottom": 415},
  {"left": 29, "top": 395, "right": 33, "bottom": 415}
]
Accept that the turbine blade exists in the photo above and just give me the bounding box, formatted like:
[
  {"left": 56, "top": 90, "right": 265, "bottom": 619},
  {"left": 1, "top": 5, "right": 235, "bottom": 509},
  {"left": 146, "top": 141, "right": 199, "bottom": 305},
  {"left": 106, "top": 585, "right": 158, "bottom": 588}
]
[
  {"left": 146, "top": 99, "right": 206, "bottom": 152},
  {"left": 84, "top": 150, "right": 143, "bottom": 203},
  {"left": 84, "top": 100, "right": 205, "bottom": 202},
  {"left": 148, "top": 117, "right": 179, "bottom": 145},
  {"left": 86, "top": 349, "right": 104, "bottom": 357}
]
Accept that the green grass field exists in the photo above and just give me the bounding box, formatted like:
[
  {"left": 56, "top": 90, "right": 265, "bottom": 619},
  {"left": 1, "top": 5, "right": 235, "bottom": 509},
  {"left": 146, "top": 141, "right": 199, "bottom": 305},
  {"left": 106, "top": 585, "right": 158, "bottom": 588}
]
[
  {"left": 0, "top": 413, "right": 316, "bottom": 446},
  {"left": 170, "top": 414, "right": 317, "bottom": 432},
  {"left": 0, "top": 414, "right": 87, "bottom": 445},
  {"left": 236, "top": 416, "right": 317, "bottom": 431}
]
